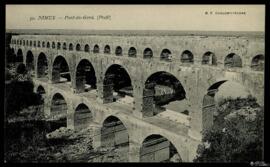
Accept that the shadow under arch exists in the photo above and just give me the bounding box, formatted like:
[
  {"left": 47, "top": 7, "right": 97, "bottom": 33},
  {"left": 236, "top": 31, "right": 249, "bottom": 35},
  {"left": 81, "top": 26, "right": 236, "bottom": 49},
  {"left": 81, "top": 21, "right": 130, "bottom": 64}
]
[
  {"left": 26, "top": 50, "right": 34, "bottom": 72},
  {"left": 74, "top": 103, "right": 93, "bottom": 130},
  {"left": 251, "top": 54, "right": 264, "bottom": 71},
  {"left": 37, "top": 52, "right": 48, "bottom": 78},
  {"left": 140, "top": 134, "right": 182, "bottom": 162},
  {"left": 103, "top": 64, "right": 134, "bottom": 106},
  {"left": 75, "top": 59, "right": 97, "bottom": 93},
  {"left": 16, "top": 49, "right": 23, "bottom": 63},
  {"left": 100, "top": 115, "right": 129, "bottom": 148},
  {"left": 224, "top": 53, "right": 242, "bottom": 68},
  {"left": 50, "top": 92, "right": 68, "bottom": 128},
  {"left": 142, "top": 71, "right": 187, "bottom": 117},
  {"left": 52, "top": 55, "right": 71, "bottom": 83}
]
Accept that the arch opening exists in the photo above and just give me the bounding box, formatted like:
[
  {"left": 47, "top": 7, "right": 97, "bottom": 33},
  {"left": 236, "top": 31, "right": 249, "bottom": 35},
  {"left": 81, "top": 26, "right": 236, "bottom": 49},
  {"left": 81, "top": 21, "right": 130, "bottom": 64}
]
[
  {"left": 16, "top": 49, "right": 23, "bottom": 63},
  {"left": 37, "top": 53, "right": 48, "bottom": 79},
  {"left": 38, "top": 41, "right": 41, "bottom": 47},
  {"left": 47, "top": 42, "right": 50, "bottom": 48},
  {"left": 100, "top": 116, "right": 129, "bottom": 160},
  {"left": 160, "top": 49, "right": 172, "bottom": 61},
  {"left": 57, "top": 42, "right": 61, "bottom": 50},
  {"left": 140, "top": 134, "right": 182, "bottom": 162},
  {"left": 224, "top": 53, "right": 242, "bottom": 68},
  {"left": 30, "top": 41, "right": 32, "bottom": 47},
  {"left": 69, "top": 43, "right": 73, "bottom": 51},
  {"left": 104, "top": 45, "right": 111, "bottom": 54},
  {"left": 202, "top": 80, "right": 252, "bottom": 131},
  {"left": 103, "top": 64, "right": 133, "bottom": 105},
  {"left": 115, "top": 46, "right": 123, "bottom": 56},
  {"left": 181, "top": 50, "right": 193, "bottom": 63},
  {"left": 42, "top": 41, "right": 45, "bottom": 48},
  {"left": 76, "top": 59, "right": 97, "bottom": 93},
  {"left": 128, "top": 47, "right": 137, "bottom": 58},
  {"left": 52, "top": 56, "right": 71, "bottom": 83},
  {"left": 76, "top": 44, "right": 81, "bottom": 51},
  {"left": 74, "top": 103, "right": 92, "bottom": 130},
  {"left": 37, "top": 85, "right": 46, "bottom": 95},
  {"left": 143, "top": 48, "right": 153, "bottom": 59},
  {"left": 63, "top": 43, "right": 67, "bottom": 50},
  {"left": 52, "top": 42, "right": 55, "bottom": 49},
  {"left": 50, "top": 93, "right": 68, "bottom": 128},
  {"left": 26, "top": 51, "right": 34, "bottom": 75},
  {"left": 251, "top": 54, "right": 264, "bottom": 71},
  {"left": 202, "top": 52, "right": 217, "bottom": 65},
  {"left": 93, "top": 45, "right": 99, "bottom": 53},
  {"left": 143, "top": 72, "right": 187, "bottom": 117},
  {"left": 84, "top": 44, "right": 90, "bottom": 52}
]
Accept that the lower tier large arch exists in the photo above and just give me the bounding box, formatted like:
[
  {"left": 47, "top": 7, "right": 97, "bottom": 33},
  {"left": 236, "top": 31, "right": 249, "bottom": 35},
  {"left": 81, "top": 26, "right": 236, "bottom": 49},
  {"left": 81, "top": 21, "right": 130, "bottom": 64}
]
[
  {"left": 50, "top": 92, "right": 68, "bottom": 127},
  {"left": 74, "top": 103, "right": 93, "bottom": 130},
  {"left": 100, "top": 115, "right": 129, "bottom": 148},
  {"left": 140, "top": 134, "right": 182, "bottom": 162}
]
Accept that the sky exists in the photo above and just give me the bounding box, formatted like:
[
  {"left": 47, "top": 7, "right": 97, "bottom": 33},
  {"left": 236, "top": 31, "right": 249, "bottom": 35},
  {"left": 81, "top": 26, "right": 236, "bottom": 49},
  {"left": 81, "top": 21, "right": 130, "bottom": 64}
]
[{"left": 6, "top": 5, "right": 265, "bottom": 32}]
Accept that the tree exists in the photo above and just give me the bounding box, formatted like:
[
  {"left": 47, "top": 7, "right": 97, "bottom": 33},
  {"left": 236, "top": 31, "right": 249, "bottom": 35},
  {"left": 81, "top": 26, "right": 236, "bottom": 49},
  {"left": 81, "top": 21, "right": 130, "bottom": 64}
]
[{"left": 194, "top": 97, "right": 263, "bottom": 162}]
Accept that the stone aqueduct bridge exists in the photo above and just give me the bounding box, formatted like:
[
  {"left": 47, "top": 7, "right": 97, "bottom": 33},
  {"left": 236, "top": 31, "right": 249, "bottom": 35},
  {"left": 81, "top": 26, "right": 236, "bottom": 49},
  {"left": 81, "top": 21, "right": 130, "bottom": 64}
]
[{"left": 10, "top": 32, "right": 264, "bottom": 162}]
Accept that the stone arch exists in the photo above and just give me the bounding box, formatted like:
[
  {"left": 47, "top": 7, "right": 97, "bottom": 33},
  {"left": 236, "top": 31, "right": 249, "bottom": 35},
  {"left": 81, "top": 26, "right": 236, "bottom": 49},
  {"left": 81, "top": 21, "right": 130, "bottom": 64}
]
[
  {"left": 104, "top": 45, "right": 111, "bottom": 54},
  {"left": 143, "top": 48, "right": 153, "bottom": 59},
  {"left": 16, "top": 49, "right": 23, "bottom": 63},
  {"left": 23, "top": 40, "right": 25, "bottom": 46},
  {"left": 30, "top": 41, "right": 32, "bottom": 47},
  {"left": 37, "top": 52, "right": 49, "bottom": 78},
  {"left": 93, "top": 44, "right": 99, "bottom": 53},
  {"left": 74, "top": 103, "right": 93, "bottom": 130},
  {"left": 115, "top": 46, "right": 123, "bottom": 56},
  {"left": 47, "top": 42, "right": 50, "bottom": 48},
  {"left": 42, "top": 41, "right": 45, "bottom": 48},
  {"left": 57, "top": 42, "right": 61, "bottom": 50},
  {"left": 84, "top": 44, "right": 90, "bottom": 52},
  {"left": 202, "top": 79, "right": 252, "bottom": 131},
  {"left": 202, "top": 51, "right": 217, "bottom": 65},
  {"left": 142, "top": 71, "right": 187, "bottom": 117},
  {"left": 63, "top": 42, "right": 67, "bottom": 50},
  {"left": 50, "top": 92, "right": 68, "bottom": 127},
  {"left": 37, "top": 85, "right": 46, "bottom": 95},
  {"left": 251, "top": 54, "right": 264, "bottom": 71},
  {"left": 38, "top": 41, "right": 41, "bottom": 47},
  {"left": 224, "top": 53, "right": 242, "bottom": 68},
  {"left": 160, "top": 49, "right": 172, "bottom": 61},
  {"left": 19, "top": 40, "right": 22, "bottom": 45},
  {"left": 52, "top": 55, "right": 71, "bottom": 83},
  {"left": 181, "top": 50, "right": 193, "bottom": 63},
  {"left": 128, "top": 47, "right": 137, "bottom": 58},
  {"left": 140, "top": 134, "right": 182, "bottom": 162},
  {"left": 76, "top": 43, "right": 81, "bottom": 51},
  {"left": 26, "top": 40, "right": 29, "bottom": 46},
  {"left": 103, "top": 64, "right": 134, "bottom": 106},
  {"left": 100, "top": 115, "right": 129, "bottom": 150},
  {"left": 75, "top": 59, "right": 97, "bottom": 93},
  {"left": 26, "top": 50, "right": 34, "bottom": 72},
  {"left": 69, "top": 43, "right": 74, "bottom": 51},
  {"left": 52, "top": 42, "right": 55, "bottom": 49}
]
